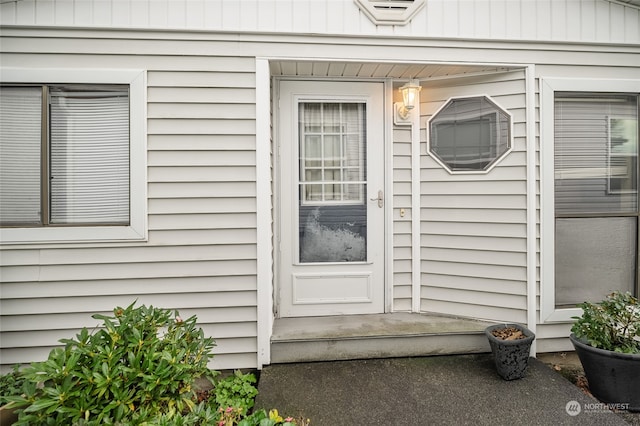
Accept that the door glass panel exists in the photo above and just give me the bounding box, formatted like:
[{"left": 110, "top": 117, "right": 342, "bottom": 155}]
[{"left": 298, "top": 102, "right": 367, "bottom": 263}]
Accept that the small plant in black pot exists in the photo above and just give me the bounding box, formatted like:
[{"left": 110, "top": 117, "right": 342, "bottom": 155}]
[
  {"left": 485, "top": 323, "right": 535, "bottom": 380},
  {"left": 570, "top": 291, "right": 640, "bottom": 412}
]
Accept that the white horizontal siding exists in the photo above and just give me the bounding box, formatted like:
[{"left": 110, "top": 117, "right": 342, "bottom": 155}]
[
  {"left": 149, "top": 135, "right": 255, "bottom": 151},
  {"left": 1, "top": 0, "right": 639, "bottom": 45},
  {"left": 0, "top": 336, "right": 258, "bottom": 371},
  {"left": 0, "top": 245, "right": 256, "bottom": 267},
  {"left": 423, "top": 234, "right": 526, "bottom": 252},
  {"left": 535, "top": 323, "right": 575, "bottom": 353},
  {"left": 425, "top": 299, "right": 527, "bottom": 324},
  {"left": 1, "top": 276, "right": 256, "bottom": 300},
  {"left": 427, "top": 274, "right": 527, "bottom": 296},
  {"left": 1, "top": 292, "right": 257, "bottom": 317},
  {"left": 392, "top": 126, "right": 413, "bottom": 312},
  {"left": 0, "top": 41, "right": 259, "bottom": 370},
  {"left": 0, "top": 20, "right": 637, "bottom": 368},
  {"left": 149, "top": 198, "right": 256, "bottom": 214},
  {"left": 147, "top": 229, "right": 256, "bottom": 246},
  {"left": 149, "top": 167, "right": 256, "bottom": 183},
  {"left": 1, "top": 260, "right": 257, "bottom": 283},
  {"left": 420, "top": 70, "right": 529, "bottom": 323}
]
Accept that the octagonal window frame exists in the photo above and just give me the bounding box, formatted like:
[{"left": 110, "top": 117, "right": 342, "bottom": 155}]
[{"left": 427, "top": 95, "right": 513, "bottom": 175}]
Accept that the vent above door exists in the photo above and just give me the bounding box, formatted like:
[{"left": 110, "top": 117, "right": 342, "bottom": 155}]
[{"left": 354, "top": 0, "right": 425, "bottom": 25}]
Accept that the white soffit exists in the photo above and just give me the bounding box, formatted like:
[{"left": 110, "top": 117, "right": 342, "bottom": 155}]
[{"left": 270, "top": 61, "right": 517, "bottom": 80}]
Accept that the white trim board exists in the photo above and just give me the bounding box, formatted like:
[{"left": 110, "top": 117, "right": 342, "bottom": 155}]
[
  {"left": 539, "top": 77, "right": 640, "bottom": 323},
  {"left": 0, "top": 68, "right": 147, "bottom": 245},
  {"left": 525, "top": 64, "right": 537, "bottom": 354},
  {"left": 255, "top": 58, "right": 273, "bottom": 368}
]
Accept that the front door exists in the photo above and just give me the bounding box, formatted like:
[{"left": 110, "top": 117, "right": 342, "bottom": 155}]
[{"left": 278, "top": 81, "right": 385, "bottom": 317}]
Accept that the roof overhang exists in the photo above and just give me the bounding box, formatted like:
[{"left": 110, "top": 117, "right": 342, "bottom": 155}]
[{"left": 270, "top": 60, "right": 520, "bottom": 81}]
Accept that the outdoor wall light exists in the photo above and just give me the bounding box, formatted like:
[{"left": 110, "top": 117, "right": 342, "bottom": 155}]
[{"left": 394, "top": 79, "right": 422, "bottom": 125}]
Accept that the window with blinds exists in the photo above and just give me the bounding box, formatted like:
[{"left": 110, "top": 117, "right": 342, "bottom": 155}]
[
  {"left": 554, "top": 92, "right": 639, "bottom": 307},
  {"left": 554, "top": 93, "right": 638, "bottom": 215},
  {"left": 0, "top": 84, "right": 130, "bottom": 227}
]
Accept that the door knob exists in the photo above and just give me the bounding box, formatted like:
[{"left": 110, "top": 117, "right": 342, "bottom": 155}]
[{"left": 370, "top": 190, "right": 384, "bottom": 208}]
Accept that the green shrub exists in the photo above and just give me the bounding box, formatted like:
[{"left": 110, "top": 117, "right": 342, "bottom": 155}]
[
  {"left": 0, "top": 365, "right": 26, "bottom": 406},
  {"left": 572, "top": 291, "right": 640, "bottom": 354},
  {"left": 214, "top": 370, "right": 259, "bottom": 414},
  {"left": 7, "top": 302, "right": 216, "bottom": 425},
  {"left": 3, "top": 303, "right": 310, "bottom": 425},
  {"left": 215, "top": 407, "right": 309, "bottom": 426}
]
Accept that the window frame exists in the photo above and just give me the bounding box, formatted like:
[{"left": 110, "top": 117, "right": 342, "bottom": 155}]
[
  {"left": 0, "top": 68, "right": 147, "bottom": 244},
  {"left": 426, "top": 95, "right": 513, "bottom": 175},
  {"left": 540, "top": 77, "right": 640, "bottom": 323}
]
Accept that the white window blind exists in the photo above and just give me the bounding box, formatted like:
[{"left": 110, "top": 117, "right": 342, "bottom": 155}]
[
  {"left": 49, "top": 87, "right": 130, "bottom": 224},
  {"left": 0, "top": 87, "right": 42, "bottom": 224},
  {"left": 554, "top": 93, "right": 638, "bottom": 215}
]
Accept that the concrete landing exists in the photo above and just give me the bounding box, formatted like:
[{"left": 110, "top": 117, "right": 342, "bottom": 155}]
[
  {"left": 270, "top": 313, "right": 496, "bottom": 363},
  {"left": 255, "top": 354, "right": 630, "bottom": 426},
  {"left": 272, "top": 312, "right": 494, "bottom": 340}
]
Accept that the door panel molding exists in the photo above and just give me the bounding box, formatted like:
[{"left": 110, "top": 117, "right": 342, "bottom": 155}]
[{"left": 292, "top": 272, "right": 373, "bottom": 305}]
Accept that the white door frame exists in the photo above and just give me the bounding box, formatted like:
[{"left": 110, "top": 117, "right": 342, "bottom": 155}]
[{"left": 273, "top": 77, "right": 393, "bottom": 318}]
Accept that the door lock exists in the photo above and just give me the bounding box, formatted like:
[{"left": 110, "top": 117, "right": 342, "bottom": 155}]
[{"left": 370, "top": 190, "right": 384, "bottom": 208}]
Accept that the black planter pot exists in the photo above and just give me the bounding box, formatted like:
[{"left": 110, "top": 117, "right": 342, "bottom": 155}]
[
  {"left": 485, "top": 323, "right": 535, "bottom": 381},
  {"left": 570, "top": 334, "right": 640, "bottom": 412}
]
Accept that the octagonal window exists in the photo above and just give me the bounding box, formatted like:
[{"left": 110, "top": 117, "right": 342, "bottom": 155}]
[{"left": 428, "top": 96, "right": 512, "bottom": 173}]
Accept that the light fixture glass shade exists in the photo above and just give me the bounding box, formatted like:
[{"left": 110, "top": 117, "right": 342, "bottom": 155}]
[{"left": 400, "top": 80, "right": 421, "bottom": 110}]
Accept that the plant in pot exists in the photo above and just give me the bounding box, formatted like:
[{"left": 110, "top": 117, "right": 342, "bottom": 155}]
[
  {"left": 570, "top": 291, "right": 640, "bottom": 412},
  {"left": 485, "top": 323, "right": 535, "bottom": 380}
]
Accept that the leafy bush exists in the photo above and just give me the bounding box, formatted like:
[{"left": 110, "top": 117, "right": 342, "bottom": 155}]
[
  {"left": 0, "top": 365, "right": 26, "bottom": 406},
  {"left": 214, "top": 370, "right": 259, "bottom": 414},
  {"left": 7, "top": 302, "right": 216, "bottom": 425},
  {"left": 215, "top": 407, "right": 309, "bottom": 426},
  {"left": 211, "top": 372, "right": 310, "bottom": 426},
  {"left": 2, "top": 302, "right": 310, "bottom": 425},
  {"left": 572, "top": 291, "right": 640, "bottom": 354}
]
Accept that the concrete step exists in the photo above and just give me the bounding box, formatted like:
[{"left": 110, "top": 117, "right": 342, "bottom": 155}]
[{"left": 270, "top": 312, "right": 495, "bottom": 363}]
